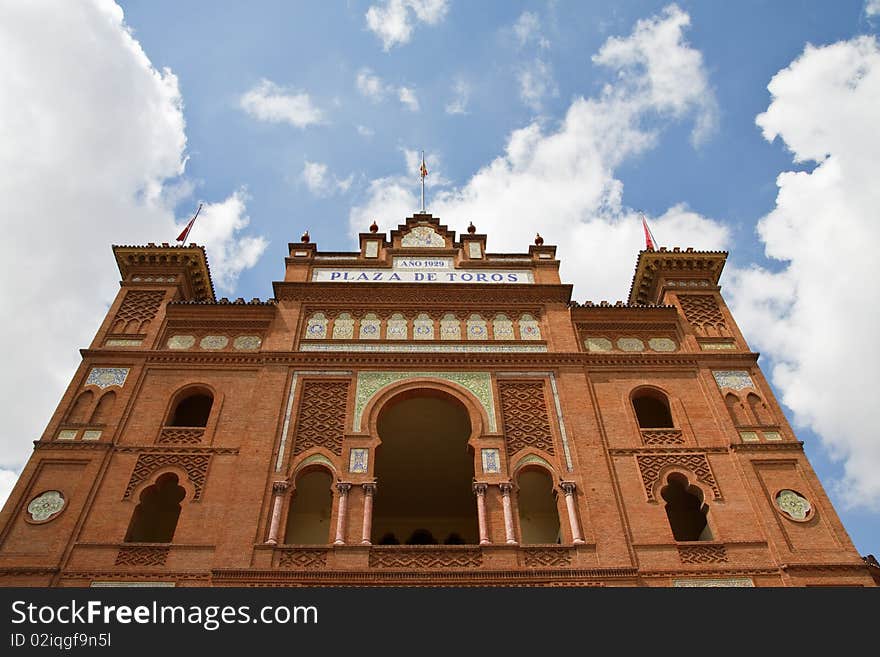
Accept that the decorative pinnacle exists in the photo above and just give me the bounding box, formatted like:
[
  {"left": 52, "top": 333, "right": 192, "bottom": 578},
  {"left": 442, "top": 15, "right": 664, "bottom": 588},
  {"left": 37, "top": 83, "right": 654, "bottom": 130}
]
[
  {"left": 467, "top": 221, "right": 476, "bottom": 234},
  {"left": 369, "top": 220, "right": 378, "bottom": 233},
  {"left": 535, "top": 233, "right": 544, "bottom": 246},
  {"left": 300, "top": 230, "right": 310, "bottom": 243}
]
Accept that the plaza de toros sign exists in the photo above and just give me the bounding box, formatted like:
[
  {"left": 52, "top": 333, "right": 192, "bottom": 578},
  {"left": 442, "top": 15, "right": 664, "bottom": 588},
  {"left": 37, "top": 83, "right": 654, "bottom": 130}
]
[{"left": 311, "top": 257, "right": 535, "bottom": 284}]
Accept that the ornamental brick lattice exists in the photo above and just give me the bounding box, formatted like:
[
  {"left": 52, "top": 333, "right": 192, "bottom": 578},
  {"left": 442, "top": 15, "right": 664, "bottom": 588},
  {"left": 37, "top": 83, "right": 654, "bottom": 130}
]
[
  {"left": 678, "top": 544, "right": 728, "bottom": 564},
  {"left": 678, "top": 294, "right": 727, "bottom": 336},
  {"left": 123, "top": 453, "right": 210, "bottom": 500},
  {"left": 293, "top": 380, "right": 349, "bottom": 456},
  {"left": 115, "top": 546, "right": 170, "bottom": 567},
  {"left": 640, "top": 429, "right": 685, "bottom": 446},
  {"left": 521, "top": 547, "right": 573, "bottom": 568},
  {"left": 278, "top": 549, "right": 329, "bottom": 569},
  {"left": 112, "top": 290, "right": 165, "bottom": 333},
  {"left": 156, "top": 427, "right": 205, "bottom": 445},
  {"left": 369, "top": 548, "right": 483, "bottom": 569},
  {"left": 499, "top": 381, "right": 555, "bottom": 456},
  {"left": 636, "top": 453, "right": 720, "bottom": 501}
]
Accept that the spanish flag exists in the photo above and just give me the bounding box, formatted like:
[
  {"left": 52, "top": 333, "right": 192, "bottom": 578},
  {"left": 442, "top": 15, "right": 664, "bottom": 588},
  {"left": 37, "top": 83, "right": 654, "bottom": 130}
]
[
  {"left": 176, "top": 203, "right": 202, "bottom": 243},
  {"left": 641, "top": 214, "right": 656, "bottom": 251},
  {"left": 419, "top": 155, "right": 428, "bottom": 179}
]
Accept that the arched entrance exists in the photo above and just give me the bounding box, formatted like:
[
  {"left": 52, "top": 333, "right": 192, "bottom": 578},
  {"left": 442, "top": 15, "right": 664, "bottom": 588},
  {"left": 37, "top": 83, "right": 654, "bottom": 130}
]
[{"left": 372, "top": 390, "right": 478, "bottom": 545}]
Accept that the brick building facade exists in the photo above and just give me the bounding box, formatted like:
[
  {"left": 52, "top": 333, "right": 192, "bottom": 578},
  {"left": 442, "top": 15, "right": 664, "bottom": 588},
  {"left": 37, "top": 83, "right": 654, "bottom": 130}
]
[{"left": 0, "top": 213, "right": 873, "bottom": 586}]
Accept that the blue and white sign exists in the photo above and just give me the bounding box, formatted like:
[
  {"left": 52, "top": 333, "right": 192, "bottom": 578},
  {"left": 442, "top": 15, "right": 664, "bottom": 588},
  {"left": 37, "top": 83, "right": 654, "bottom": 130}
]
[{"left": 312, "top": 256, "right": 534, "bottom": 284}]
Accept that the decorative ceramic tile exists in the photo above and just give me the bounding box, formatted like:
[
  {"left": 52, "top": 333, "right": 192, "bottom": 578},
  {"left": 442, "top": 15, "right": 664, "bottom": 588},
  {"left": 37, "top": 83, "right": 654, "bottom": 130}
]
[
  {"left": 440, "top": 313, "right": 461, "bottom": 340},
  {"left": 617, "top": 337, "right": 645, "bottom": 352},
  {"left": 359, "top": 313, "right": 381, "bottom": 340},
  {"left": 293, "top": 251, "right": 309, "bottom": 257},
  {"left": 492, "top": 314, "right": 514, "bottom": 340},
  {"left": 332, "top": 313, "right": 354, "bottom": 340},
  {"left": 519, "top": 314, "right": 542, "bottom": 340},
  {"left": 86, "top": 367, "right": 129, "bottom": 389},
  {"left": 413, "top": 313, "right": 434, "bottom": 340},
  {"left": 57, "top": 429, "right": 77, "bottom": 440},
  {"left": 105, "top": 339, "right": 142, "bottom": 347},
  {"left": 468, "top": 242, "right": 482, "bottom": 259},
  {"left": 365, "top": 241, "right": 380, "bottom": 258},
  {"left": 401, "top": 225, "right": 445, "bottom": 247},
  {"left": 27, "top": 491, "right": 65, "bottom": 522},
  {"left": 466, "top": 314, "right": 488, "bottom": 340},
  {"left": 295, "top": 452, "right": 336, "bottom": 475},
  {"left": 167, "top": 335, "right": 196, "bottom": 350},
  {"left": 585, "top": 337, "right": 612, "bottom": 352},
  {"left": 763, "top": 431, "right": 782, "bottom": 441},
  {"left": 302, "top": 343, "right": 548, "bottom": 353},
  {"left": 776, "top": 490, "right": 811, "bottom": 520},
  {"left": 739, "top": 431, "right": 759, "bottom": 442},
  {"left": 713, "top": 370, "right": 754, "bottom": 390},
  {"left": 354, "top": 371, "right": 496, "bottom": 432},
  {"left": 512, "top": 453, "right": 553, "bottom": 472},
  {"left": 233, "top": 335, "right": 262, "bottom": 350},
  {"left": 386, "top": 313, "right": 408, "bottom": 340},
  {"left": 306, "top": 313, "right": 328, "bottom": 339},
  {"left": 349, "top": 448, "right": 369, "bottom": 474},
  {"left": 673, "top": 578, "right": 754, "bottom": 588},
  {"left": 648, "top": 338, "right": 677, "bottom": 352},
  {"left": 481, "top": 448, "right": 501, "bottom": 474},
  {"left": 200, "top": 335, "right": 228, "bottom": 350},
  {"left": 82, "top": 430, "right": 103, "bottom": 441},
  {"left": 700, "top": 342, "right": 736, "bottom": 350}
]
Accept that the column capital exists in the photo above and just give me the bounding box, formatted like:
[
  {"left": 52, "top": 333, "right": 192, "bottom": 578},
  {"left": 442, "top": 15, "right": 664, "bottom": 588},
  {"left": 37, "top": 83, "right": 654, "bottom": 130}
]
[
  {"left": 472, "top": 482, "right": 489, "bottom": 495},
  {"left": 560, "top": 481, "right": 577, "bottom": 495},
  {"left": 499, "top": 482, "right": 514, "bottom": 495},
  {"left": 362, "top": 482, "right": 377, "bottom": 495},
  {"left": 272, "top": 481, "right": 289, "bottom": 494},
  {"left": 336, "top": 482, "right": 352, "bottom": 495}
]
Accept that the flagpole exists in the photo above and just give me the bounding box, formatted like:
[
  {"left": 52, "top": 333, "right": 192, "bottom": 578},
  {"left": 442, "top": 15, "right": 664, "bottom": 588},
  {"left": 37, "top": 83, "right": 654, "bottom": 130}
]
[{"left": 420, "top": 150, "right": 426, "bottom": 213}]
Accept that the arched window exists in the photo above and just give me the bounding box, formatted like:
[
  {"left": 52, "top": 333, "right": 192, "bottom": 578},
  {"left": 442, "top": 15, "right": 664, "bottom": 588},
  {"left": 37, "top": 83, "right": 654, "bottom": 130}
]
[
  {"left": 632, "top": 389, "right": 674, "bottom": 428},
  {"left": 90, "top": 391, "right": 115, "bottom": 424},
  {"left": 516, "top": 469, "right": 561, "bottom": 544},
  {"left": 125, "top": 473, "right": 186, "bottom": 543},
  {"left": 725, "top": 393, "right": 747, "bottom": 426},
  {"left": 661, "top": 474, "right": 712, "bottom": 541},
  {"left": 284, "top": 469, "right": 333, "bottom": 544},
  {"left": 747, "top": 393, "right": 772, "bottom": 426},
  {"left": 67, "top": 390, "right": 94, "bottom": 423},
  {"left": 168, "top": 391, "right": 213, "bottom": 427}
]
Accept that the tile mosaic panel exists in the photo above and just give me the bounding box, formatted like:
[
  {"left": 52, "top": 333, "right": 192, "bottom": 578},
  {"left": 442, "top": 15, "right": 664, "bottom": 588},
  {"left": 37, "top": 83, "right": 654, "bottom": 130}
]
[
  {"left": 57, "top": 430, "right": 77, "bottom": 440},
  {"left": 386, "top": 313, "right": 408, "bottom": 340},
  {"left": 167, "top": 335, "right": 196, "bottom": 350},
  {"left": 233, "top": 335, "right": 262, "bottom": 350},
  {"left": 86, "top": 367, "right": 129, "bottom": 389},
  {"left": 648, "top": 338, "right": 677, "bottom": 352},
  {"left": 481, "top": 448, "right": 501, "bottom": 474},
  {"left": 519, "top": 314, "right": 541, "bottom": 340},
  {"left": 82, "top": 430, "right": 103, "bottom": 441},
  {"left": 305, "top": 313, "right": 328, "bottom": 339},
  {"left": 468, "top": 242, "right": 482, "bottom": 259},
  {"left": 365, "top": 241, "right": 380, "bottom": 258},
  {"left": 349, "top": 448, "right": 369, "bottom": 474},
  {"left": 492, "top": 314, "right": 514, "bottom": 340},
  {"left": 359, "top": 313, "right": 381, "bottom": 340},
  {"left": 413, "top": 313, "right": 434, "bottom": 340},
  {"left": 401, "top": 225, "right": 445, "bottom": 247},
  {"left": 466, "top": 314, "right": 488, "bottom": 340},
  {"left": 301, "top": 343, "right": 548, "bottom": 353},
  {"left": 585, "top": 337, "right": 612, "bottom": 352},
  {"left": 199, "top": 335, "right": 228, "bottom": 350},
  {"left": 439, "top": 313, "right": 461, "bottom": 340},
  {"left": 713, "top": 371, "right": 755, "bottom": 391},
  {"left": 27, "top": 491, "right": 65, "bottom": 522},
  {"left": 617, "top": 337, "right": 645, "bottom": 352},
  {"left": 332, "top": 313, "right": 354, "bottom": 340}
]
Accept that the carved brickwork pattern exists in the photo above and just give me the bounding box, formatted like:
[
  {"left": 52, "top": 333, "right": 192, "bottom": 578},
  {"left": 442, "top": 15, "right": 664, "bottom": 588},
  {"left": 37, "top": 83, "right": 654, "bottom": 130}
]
[
  {"left": 521, "top": 547, "right": 573, "bottom": 568},
  {"left": 640, "top": 429, "right": 684, "bottom": 446},
  {"left": 499, "top": 381, "right": 555, "bottom": 455},
  {"left": 636, "top": 453, "right": 720, "bottom": 501},
  {"left": 113, "top": 291, "right": 165, "bottom": 333},
  {"left": 679, "top": 295, "right": 727, "bottom": 336},
  {"left": 278, "top": 549, "right": 328, "bottom": 569},
  {"left": 115, "top": 546, "right": 169, "bottom": 566},
  {"left": 124, "top": 453, "right": 210, "bottom": 500},
  {"left": 156, "top": 427, "right": 205, "bottom": 445},
  {"left": 293, "top": 380, "right": 349, "bottom": 456},
  {"left": 678, "top": 545, "right": 728, "bottom": 564},
  {"left": 369, "top": 548, "right": 483, "bottom": 569}
]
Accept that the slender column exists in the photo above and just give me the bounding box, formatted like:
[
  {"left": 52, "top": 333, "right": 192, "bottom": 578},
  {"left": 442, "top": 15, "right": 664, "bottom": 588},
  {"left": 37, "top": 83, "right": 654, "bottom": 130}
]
[
  {"left": 361, "top": 482, "right": 377, "bottom": 545},
  {"left": 265, "top": 481, "right": 289, "bottom": 545},
  {"left": 473, "top": 483, "right": 490, "bottom": 545},
  {"left": 499, "top": 482, "right": 517, "bottom": 545},
  {"left": 333, "top": 483, "right": 352, "bottom": 545},
  {"left": 560, "top": 481, "right": 586, "bottom": 545}
]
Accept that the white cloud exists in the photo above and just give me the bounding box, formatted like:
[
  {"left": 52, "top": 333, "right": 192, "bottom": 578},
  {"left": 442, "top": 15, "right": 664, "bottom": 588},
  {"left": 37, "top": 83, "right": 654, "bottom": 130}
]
[
  {"left": 351, "top": 3, "right": 726, "bottom": 296},
  {"left": 518, "top": 59, "right": 558, "bottom": 111},
  {"left": 514, "top": 11, "right": 550, "bottom": 49},
  {"left": 356, "top": 68, "right": 389, "bottom": 101},
  {"left": 445, "top": 78, "right": 470, "bottom": 115},
  {"left": 867, "top": 0, "right": 880, "bottom": 18},
  {"left": 365, "top": 0, "right": 449, "bottom": 51},
  {"left": 0, "top": 468, "right": 19, "bottom": 511},
  {"left": 357, "top": 125, "right": 375, "bottom": 138},
  {"left": 239, "top": 78, "right": 324, "bottom": 128},
  {"left": 398, "top": 86, "right": 420, "bottom": 111},
  {"left": 0, "top": 1, "right": 265, "bottom": 477},
  {"left": 301, "top": 161, "right": 353, "bottom": 197},
  {"left": 726, "top": 36, "right": 880, "bottom": 508}
]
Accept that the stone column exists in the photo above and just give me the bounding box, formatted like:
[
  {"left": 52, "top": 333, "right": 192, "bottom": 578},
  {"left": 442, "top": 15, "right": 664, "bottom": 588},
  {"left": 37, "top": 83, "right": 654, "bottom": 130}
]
[
  {"left": 499, "top": 482, "right": 517, "bottom": 545},
  {"left": 333, "top": 483, "right": 352, "bottom": 545},
  {"left": 560, "top": 481, "right": 586, "bottom": 545},
  {"left": 361, "top": 482, "right": 377, "bottom": 545},
  {"left": 473, "top": 482, "right": 490, "bottom": 545},
  {"left": 265, "top": 481, "right": 289, "bottom": 545}
]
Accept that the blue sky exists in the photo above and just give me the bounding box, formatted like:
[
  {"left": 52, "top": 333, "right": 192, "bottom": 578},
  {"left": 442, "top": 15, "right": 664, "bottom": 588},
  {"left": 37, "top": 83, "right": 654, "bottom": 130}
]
[{"left": 1, "top": 1, "right": 879, "bottom": 558}]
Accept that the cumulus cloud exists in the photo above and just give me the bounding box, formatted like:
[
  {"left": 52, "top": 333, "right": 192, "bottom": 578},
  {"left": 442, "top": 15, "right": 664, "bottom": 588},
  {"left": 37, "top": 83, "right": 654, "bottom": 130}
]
[
  {"left": 445, "top": 78, "right": 470, "bottom": 115},
  {"left": 365, "top": 0, "right": 449, "bottom": 51},
  {"left": 726, "top": 36, "right": 880, "bottom": 508},
  {"left": 867, "top": 0, "right": 880, "bottom": 18},
  {"left": 239, "top": 78, "right": 324, "bottom": 128},
  {"left": 301, "top": 161, "right": 353, "bottom": 197},
  {"left": 356, "top": 68, "right": 419, "bottom": 111},
  {"left": 518, "top": 59, "right": 558, "bottom": 111},
  {"left": 398, "top": 86, "right": 420, "bottom": 111},
  {"left": 357, "top": 125, "right": 375, "bottom": 138},
  {"left": 350, "top": 3, "right": 726, "bottom": 300},
  {"left": 514, "top": 11, "right": 550, "bottom": 49},
  {"left": 0, "top": 1, "right": 265, "bottom": 484}
]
